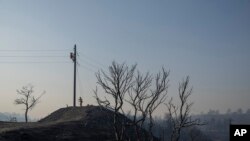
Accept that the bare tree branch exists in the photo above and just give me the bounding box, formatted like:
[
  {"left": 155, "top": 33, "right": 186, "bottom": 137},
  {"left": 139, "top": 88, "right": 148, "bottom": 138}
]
[
  {"left": 126, "top": 68, "right": 169, "bottom": 141},
  {"left": 14, "top": 84, "right": 45, "bottom": 123},
  {"left": 94, "top": 61, "right": 136, "bottom": 141},
  {"left": 165, "top": 76, "right": 204, "bottom": 141}
]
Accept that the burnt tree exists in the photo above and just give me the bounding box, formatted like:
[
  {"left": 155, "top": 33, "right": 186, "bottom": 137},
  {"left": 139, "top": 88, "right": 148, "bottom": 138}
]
[{"left": 14, "top": 84, "right": 45, "bottom": 123}]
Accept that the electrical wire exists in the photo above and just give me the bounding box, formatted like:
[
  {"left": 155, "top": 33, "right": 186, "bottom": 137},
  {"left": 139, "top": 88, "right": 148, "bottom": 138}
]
[
  {"left": 0, "top": 56, "right": 67, "bottom": 57},
  {"left": 76, "top": 66, "right": 84, "bottom": 99},
  {"left": 0, "top": 61, "right": 71, "bottom": 64},
  {"left": 78, "top": 64, "right": 96, "bottom": 72},
  {"left": 79, "top": 52, "right": 106, "bottom": 68},
  {"left": 77, "top": 51, "right": 108, "bottom": 74},
  {"left": 0, "top": 51, "right": 69, "bottom": 63},
  {"left": 76, "top": 61, "right": 96, "bottom": 104},
  {"left": 77, "top": 57, "right": 110, "bottom": 75},
  {"left": 0, "top": 49, "right": 70, "bottom": 52},
  {"left": 78, "top": 57, "right": 101, "bottom": 70}
]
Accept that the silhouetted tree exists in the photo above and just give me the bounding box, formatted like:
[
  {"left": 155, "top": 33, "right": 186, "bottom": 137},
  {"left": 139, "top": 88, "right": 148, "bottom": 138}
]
[
  {"left": 94, "top": 61, "right": 136, "bottom": 141},
  {"left": 165, "top": 76, "right": 203, "bottom": 141},
  {"left": 127, "top": 69, "right": 169, "bottom": 141},
  {"left": 14, "top": 84, "right": 45, "bottom": 123},
  {"left": 126, "top": 71, "right": 152, "bottom": 140},
  {"left": 94, "top": 62, "right": 204, "bottom": 141},
  {"left": 147, "top": 69, "right": 169, "bottom": 140}
]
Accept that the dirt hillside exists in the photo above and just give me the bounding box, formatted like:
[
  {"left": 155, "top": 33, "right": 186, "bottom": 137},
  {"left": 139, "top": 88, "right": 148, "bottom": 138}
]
[{"left": 0, "top": 105, "right": 155, "bottom": 141}]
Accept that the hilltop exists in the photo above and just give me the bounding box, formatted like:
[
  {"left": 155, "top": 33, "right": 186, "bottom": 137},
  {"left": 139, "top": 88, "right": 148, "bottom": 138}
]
[{"left": 0, "top": 105, "right": 155, "bottom": 141}]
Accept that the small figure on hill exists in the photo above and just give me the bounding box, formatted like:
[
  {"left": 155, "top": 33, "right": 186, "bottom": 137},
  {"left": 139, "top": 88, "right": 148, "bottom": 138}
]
[{"left": 79, "top": 97, "right": 83, "bottom": 107}]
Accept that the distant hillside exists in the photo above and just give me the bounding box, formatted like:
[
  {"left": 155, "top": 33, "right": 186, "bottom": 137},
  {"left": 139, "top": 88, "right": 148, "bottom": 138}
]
[
  {"left": 0, "top": 112, "right": 26, "bottom": 122},
  {"left": 194, "top": 112, "right": 250, "bottom": 141},
  {"left": 0, "top": 105, "right": 157, "bottom": 141}
]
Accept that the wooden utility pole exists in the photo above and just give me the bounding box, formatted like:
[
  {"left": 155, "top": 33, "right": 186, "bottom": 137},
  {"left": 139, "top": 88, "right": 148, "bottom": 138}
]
[{"left": 70, "top": 45, "right": 77, "bottom": 107}]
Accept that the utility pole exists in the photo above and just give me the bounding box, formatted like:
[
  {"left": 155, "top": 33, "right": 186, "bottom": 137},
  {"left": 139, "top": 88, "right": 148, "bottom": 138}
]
[{"left": 70, "top": 44, "right": 77, "bottom": 107}]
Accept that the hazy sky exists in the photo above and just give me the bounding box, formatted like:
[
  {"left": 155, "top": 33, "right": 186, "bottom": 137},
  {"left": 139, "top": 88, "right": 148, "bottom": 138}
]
[{"left": 1, "top": 0, "right": 250, "bottom": 119}]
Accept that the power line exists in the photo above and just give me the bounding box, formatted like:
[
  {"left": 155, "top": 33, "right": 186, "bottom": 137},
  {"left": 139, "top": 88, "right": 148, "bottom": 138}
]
[
  {"left": 78, "top": 57, "right": 102, "bottom": 70},
  {"left": 76, "top": 66, "right": 84, "bottom": 98},
  {"left": 0, "top": 49, "right": 70, "bottom": 52},
  {"left": 0, "top": 56, "right": 67, "bottom": 57},
  {"left": 77, "top": 53, "right": 107, "bottom": 71},
  {"left": 78, "top": 64, "right": 96, "bottom": 72},
  {"left": 79, "top": 52, "right": 106, "bottom": 68},
  {"left": 0, "top": 61, "right": 71, "bottom": 64}
]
